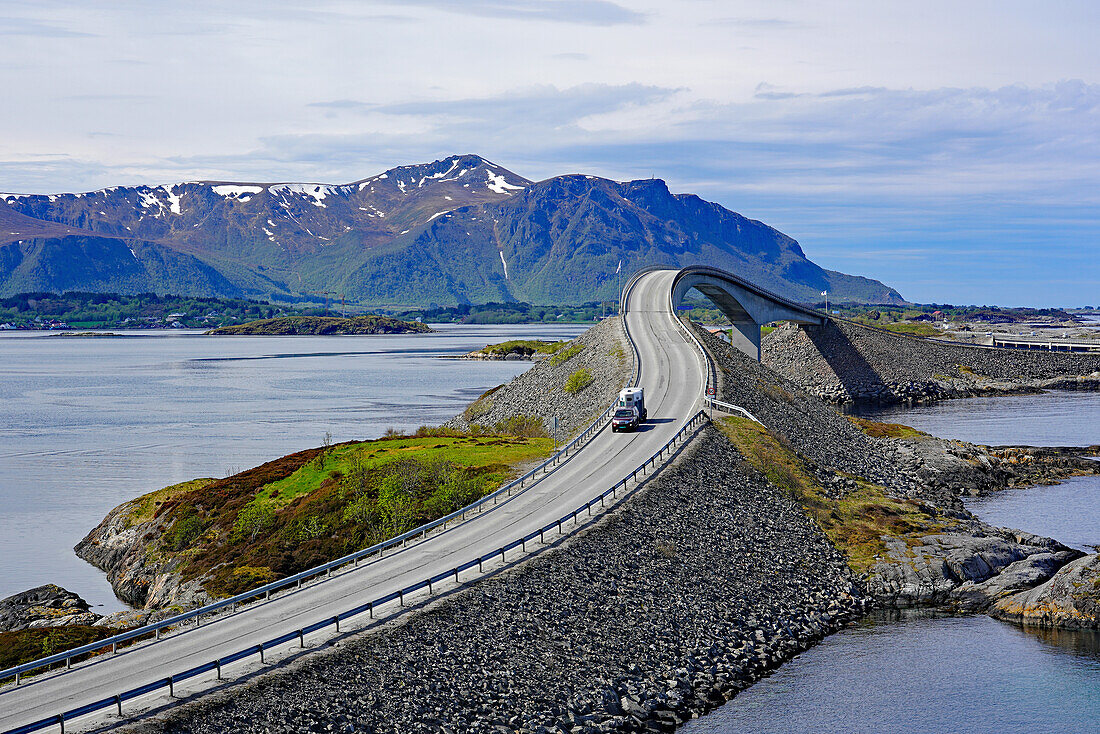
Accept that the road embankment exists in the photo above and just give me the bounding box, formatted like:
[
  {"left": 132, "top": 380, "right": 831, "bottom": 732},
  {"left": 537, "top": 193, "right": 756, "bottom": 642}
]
[
  {"left": 763, "top": 318, "right": 1100, "bottom": 405},
  {"left": 692, "top": 321, "right": 1100, "bottom": 617},
  {"left": 446, "top": 315, "right": 632, "bottom": 438},
  {"left": 123, "top": 429, "right": 869, "bottom": 734}
]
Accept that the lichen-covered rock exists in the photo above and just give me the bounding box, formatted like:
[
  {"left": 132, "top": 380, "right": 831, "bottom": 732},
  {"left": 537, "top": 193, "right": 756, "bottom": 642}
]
[
  {"left": 863, "top": 530, "right": 1080, "bottom": 609},
  {"left": 0, "top": 584, "right": 101, "bottom": 631},
  {"left": 94, "top": 608, "right": 177, "bottom": 630},
  {"left": 74, "top": 493, "right": 212, "bottom": 610},
  {"left": 992, "top": 554, "right": 1100, "bottom": 629}
]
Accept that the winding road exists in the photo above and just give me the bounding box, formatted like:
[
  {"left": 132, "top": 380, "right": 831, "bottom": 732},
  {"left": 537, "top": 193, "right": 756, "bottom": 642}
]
[{"left": 0, "top": 269, "right": 706, "bottom": 733}]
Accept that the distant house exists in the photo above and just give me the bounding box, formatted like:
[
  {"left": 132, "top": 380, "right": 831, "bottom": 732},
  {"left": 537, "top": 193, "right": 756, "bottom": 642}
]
[
  {"left": 166, "top": 312, "right": 187, "bottom": 319},
  {"left": 931, "top": 310, "right": 944, "bottom": 319}
]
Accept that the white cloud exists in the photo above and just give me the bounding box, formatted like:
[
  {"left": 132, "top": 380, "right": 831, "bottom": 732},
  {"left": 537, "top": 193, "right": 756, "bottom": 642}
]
[{"left": 1, "top": 0, "right": 1098, "bottom": 303}]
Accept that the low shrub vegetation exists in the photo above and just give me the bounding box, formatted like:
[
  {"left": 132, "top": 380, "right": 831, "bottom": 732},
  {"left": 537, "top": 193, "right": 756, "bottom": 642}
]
[
  {"left": 142, "top": 431, "right": 554, "bottom": 598},
  {"left": 847, "top": 416, "right": 927, "bottom": 440},
  {"left": 474, "top": 339, "right": 569, "bottom": 358},
  {"left": 549, "top": 343, "right": 584, "bottom": 366},
  {"left": 717, "top": 417, "right": 945, "bottom": 572},
  {"left": 564, "top": 368, "right": 593, "bottom": 394},
  {"left": 0, "top": 626, "right": 120, "bottom": 677}
]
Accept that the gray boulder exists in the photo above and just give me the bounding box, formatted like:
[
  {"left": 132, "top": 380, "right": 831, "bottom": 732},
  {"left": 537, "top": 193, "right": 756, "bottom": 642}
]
[
  {"left": 992, "top": 553, "right": 1100, "bottom": 629},
  {"left": 0, "top": 584, "right": 101, "bottom": 632}
]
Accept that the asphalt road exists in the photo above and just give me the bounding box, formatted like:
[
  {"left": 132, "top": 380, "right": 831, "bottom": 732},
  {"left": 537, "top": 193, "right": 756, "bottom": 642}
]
[{"left": 0, "top": 268, "right": 704, "bottom": 732}]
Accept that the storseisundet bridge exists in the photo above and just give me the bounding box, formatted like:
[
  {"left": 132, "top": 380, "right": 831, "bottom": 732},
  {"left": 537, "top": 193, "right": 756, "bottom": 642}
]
[{"left": 0, "top": 266, "right": 812, "bottom": 734}]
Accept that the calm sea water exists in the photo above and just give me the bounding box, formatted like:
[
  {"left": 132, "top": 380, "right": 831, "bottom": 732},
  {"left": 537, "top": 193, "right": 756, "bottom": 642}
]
[
  {"left": 851, "top": 390, "right": 1100, "bottom": 447},
  {"left": 689, "top": 391, "right": 1100, "bottom": 733},
  {"left": 684, "top": 610, "right": 1100, "bottom": 734},
  {"left": 0, "top": 324, "right": 585, "bottom": 610}
]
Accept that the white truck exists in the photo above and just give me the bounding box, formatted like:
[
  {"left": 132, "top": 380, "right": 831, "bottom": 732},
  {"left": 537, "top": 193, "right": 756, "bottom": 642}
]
[{"left": 611, "top": 387, "right": 647, "bottom": 432}]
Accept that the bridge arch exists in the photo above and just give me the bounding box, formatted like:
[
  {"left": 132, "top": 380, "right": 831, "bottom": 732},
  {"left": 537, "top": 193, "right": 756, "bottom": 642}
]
[{"left": 670, "top": 265, "right": 826, "bottom": 360}]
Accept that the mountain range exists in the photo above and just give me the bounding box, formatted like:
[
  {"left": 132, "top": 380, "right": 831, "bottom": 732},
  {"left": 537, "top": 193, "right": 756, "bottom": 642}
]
[{"left": 0, "top": 154, "right": 904, "bottom": 306}]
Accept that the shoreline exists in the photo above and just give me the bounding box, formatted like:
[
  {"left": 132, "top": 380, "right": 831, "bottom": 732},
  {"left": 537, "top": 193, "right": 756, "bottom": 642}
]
[{"left": 6, "top": 315, "right": 1100, "bottom": 732}]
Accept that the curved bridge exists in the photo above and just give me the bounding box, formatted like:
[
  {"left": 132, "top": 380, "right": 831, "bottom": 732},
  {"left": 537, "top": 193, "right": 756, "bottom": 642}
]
[
  {"left": 0, "top": 266, "right": 812, "bottom": 734},
  {"left": 670, "top": 265, "right": 825, "bottom": 360}
]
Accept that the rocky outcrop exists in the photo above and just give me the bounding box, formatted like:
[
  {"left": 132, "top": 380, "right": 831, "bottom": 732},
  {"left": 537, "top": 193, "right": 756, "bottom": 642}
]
[
  {"left": 992, "top": 554, "right": 1100, "bottom": 628},
  {"left": 446, "top": 316, "right": 632, "bottom": 438},
  {"left": 864, "top": 526, "right": 1082, "bottom": 609},
  {"left": 763, "top": 318, "right": 1100, "bottom": 406},
  {"left": 75, "top": 494, "right": 212, "bottom": 610},
  {"left": 0, "top": 585, "right": 100, "bottom": 631}
]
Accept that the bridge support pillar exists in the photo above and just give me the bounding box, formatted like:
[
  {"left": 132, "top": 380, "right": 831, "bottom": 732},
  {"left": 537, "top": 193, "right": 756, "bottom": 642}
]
[{"left": 730, "top": 322, "right": 761, "bottom": 361}]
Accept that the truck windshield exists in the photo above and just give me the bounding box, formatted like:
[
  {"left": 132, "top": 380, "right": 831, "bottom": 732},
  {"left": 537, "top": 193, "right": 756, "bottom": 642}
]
[{"left": 614, "top": 409, "right": 635, "bottom": 418}]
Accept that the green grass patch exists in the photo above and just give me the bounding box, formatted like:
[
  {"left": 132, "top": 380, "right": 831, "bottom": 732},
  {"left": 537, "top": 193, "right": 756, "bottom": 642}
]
[
  {"left": 760, "top": 326, "right": 776, "bottom": 336},
  {"left": 847, "top": 416, "right": 927, "bottom": 440},
  {"left": 564, "top": 368, "right": 593, "bottom": 394},
  {"left": 140, "top": 431, "right": 553, "bottom": 598},
  {"left": 549, "top": 343, "right": 584, "bottom": 366},
  {"left": 871, "top": 321, "right": 942, "bottom": 338},
  {"left": 475, "top": 339, "right": 568, "bottom": 357},
  {"left": 716, "top": 417, "right": 944, "bottom": 572},
  {"left": 124, "top": 478, "right": 216, "bottom": 528}
]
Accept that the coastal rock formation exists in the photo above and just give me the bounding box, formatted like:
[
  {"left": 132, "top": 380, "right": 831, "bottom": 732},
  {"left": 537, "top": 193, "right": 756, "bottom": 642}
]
[
  {"left": 75, "top": 487, "right": 214, "bottom": 610},
  {"left": 128, "top": 430, "right": 871, "bottom": 734},
  {"left": 992, "top": 553, "right": 1100, "bottom": 629},
  {"left": 763, "top": 318, "right": 1100, "bottom": 406},
  {"left": 865, "top": 529, "right": 1082, "bottom": 609},
  {"left": 690, "top": 321, "right": 1093, "bottom": 613},
  {"left": 0, "top": 585, "right": 100, "bottom": 631},
  {"left": 446, "top": 315, "right": 632, "bottom": 438}
]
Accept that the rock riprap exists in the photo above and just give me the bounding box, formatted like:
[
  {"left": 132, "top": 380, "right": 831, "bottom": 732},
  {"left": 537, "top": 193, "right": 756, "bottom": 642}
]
[
  {"left": 690, "top": 319, "right": 1097, "bottom": 612},
  {"left": 446, "top": 316, "right": 632, "bottom": 438},
  {"left": 763, "top": 318, "right": 1100, "bottom": 405},
  {"left": 129, "top": 430, "right": 869, "bottom": 734}
]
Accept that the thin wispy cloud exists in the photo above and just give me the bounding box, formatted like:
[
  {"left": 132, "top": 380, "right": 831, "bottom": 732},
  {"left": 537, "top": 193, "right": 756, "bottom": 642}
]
[
  {"left": 390, "top": 0, "right": 645, "bottom": 26},
  {"left": 0, "top": 15, "right": 94, "bottom": 37},
  {"left": 710, "top": 17, "right": 810, "bottom": 30}
]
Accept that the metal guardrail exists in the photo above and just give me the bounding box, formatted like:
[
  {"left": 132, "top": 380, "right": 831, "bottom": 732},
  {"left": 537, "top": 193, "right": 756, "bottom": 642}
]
[
  {"left": 5, "top": 414, "right": 710, "bottom": 734},
  {"left": 2, "top": 325, "right": 641, "bottom": 693},
  {"left": 4, "top": 268, "right": 713, "bottom": 734}
]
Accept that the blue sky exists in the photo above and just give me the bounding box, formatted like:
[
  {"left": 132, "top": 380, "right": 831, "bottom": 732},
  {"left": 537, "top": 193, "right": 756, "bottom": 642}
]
[{"left": 1, "top": 0, "right": 1098, "bottom": 306}]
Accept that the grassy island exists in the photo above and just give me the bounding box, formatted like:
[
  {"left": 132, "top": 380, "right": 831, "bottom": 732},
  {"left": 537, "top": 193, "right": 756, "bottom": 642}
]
[
  {"left": 82, "top": 427, "right": 553, "bottom": 604},
  {"left": 205, "top": 315, "right": 432, "bottom": 336}
]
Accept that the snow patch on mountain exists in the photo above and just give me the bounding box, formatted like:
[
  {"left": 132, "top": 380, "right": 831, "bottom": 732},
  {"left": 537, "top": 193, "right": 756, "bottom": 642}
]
[
  {"left": 270, "top": 183, "right": 346, "bottom": 208},
  {"left": 159, "top": 186, "right": 182, "bottom": 214},
  {"left": 486, "top": 171, "right": 524, "bottom": 194},
  {"left": 212, "top": 185, "right": 263, "bottom": 201},
  {"left": 138, "top": 190, "right": 160, "bottom": 210}
]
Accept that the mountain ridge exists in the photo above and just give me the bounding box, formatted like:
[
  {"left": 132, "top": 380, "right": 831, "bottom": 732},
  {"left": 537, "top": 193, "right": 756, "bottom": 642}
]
[{"left": 0, "top": 155, "right": 904, "bottom": 306}]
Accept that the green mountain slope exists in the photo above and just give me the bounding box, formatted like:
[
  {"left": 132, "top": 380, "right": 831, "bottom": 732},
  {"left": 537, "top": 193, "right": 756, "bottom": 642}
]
[{"left": 0, "top": 155, "right": 904, "bottom": 305}]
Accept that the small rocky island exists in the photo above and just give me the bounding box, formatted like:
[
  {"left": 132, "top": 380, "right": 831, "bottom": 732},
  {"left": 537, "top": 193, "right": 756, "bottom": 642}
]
[{"left": 205, "top": 315, "right": 431, "bottom": 336}]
